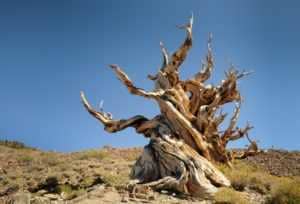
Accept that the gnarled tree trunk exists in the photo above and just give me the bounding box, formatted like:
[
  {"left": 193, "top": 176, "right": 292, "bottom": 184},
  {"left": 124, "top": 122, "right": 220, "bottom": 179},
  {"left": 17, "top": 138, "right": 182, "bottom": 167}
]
[{"left": 80, "top": 15, "right": 259, "bottom": 198}]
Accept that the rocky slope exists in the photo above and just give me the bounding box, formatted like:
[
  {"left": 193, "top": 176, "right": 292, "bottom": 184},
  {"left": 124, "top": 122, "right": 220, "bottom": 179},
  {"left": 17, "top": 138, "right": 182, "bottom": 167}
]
[
  {"left": 0, "top": 141, "right": 299, "bottom": 204},
  {"left": 245, "top": 149, "right": 300, "bottom": 177}
]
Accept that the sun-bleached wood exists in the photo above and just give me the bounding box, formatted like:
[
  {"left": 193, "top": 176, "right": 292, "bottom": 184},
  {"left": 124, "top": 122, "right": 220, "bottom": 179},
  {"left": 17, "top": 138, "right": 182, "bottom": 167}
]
[{"left": 80, "top": 16, "right": 259, "bottom": 198}]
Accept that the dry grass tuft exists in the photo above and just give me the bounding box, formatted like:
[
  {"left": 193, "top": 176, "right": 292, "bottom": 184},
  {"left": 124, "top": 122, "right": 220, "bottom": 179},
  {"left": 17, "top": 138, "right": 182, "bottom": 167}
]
[
  {"left": 219, "top": 161, "right": 273, "bottom": 193},
  {"left": 214, "top": 187, "right": 250, "bottom": 204},
  {"left": 77, "top": 149, "right": 109, "bottom": 160},
  {"left": 266, "top": 177, "right": 300, "bottom": 204},
  {"left": 218, "top": 160, "right": 300, "bottom": 204}
]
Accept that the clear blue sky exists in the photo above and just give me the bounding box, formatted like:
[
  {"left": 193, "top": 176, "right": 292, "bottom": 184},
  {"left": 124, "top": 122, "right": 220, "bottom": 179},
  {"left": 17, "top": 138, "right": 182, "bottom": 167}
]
[{"left": 1, "top": 0, "right": 299, "bottom": 151}]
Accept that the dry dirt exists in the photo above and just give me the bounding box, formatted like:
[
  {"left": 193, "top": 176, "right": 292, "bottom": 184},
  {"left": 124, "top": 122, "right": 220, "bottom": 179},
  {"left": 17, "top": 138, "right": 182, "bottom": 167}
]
[{"left": 0, "top": 141, "right": 299, "bottom": 204}]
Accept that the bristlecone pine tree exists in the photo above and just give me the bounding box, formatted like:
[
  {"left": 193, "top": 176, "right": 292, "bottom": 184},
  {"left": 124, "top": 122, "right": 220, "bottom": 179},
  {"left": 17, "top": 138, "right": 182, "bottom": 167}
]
[{"left": 80, "top": 15, "right": 259, "bottom": 198}]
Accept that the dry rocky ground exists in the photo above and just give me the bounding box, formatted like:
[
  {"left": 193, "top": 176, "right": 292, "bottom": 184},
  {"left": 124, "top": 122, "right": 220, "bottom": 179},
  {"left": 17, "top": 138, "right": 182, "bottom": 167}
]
[{"left": 0, "top": 141, "right": 299, "bottom": 204}]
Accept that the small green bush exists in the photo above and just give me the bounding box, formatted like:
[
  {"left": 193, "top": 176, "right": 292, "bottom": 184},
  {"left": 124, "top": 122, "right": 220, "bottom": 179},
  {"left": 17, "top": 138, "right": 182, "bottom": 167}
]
[
  {"left": 101, "top": 172, "right": 129, "bottom": 187},
  {"left": 57, "top": 184, "right": 85, "bottom": 200},
  {"left": 58, "top": 184, "right": 73, "bottom": 194}
]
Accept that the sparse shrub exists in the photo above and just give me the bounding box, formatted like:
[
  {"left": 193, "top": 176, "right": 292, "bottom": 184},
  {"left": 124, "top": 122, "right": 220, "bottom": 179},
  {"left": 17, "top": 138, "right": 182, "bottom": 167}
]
[
  {"left": 18, "top": 155, "right": 34, "bottom": 164},
  {"left": 56, "top": 184, "right": 86, "bottom": 200},
  {"left": 218, "top": 160, "right": 300, "bottom": 204},
  {"left": 214, "top": 187, "right": 250, "bottom": 204},
  {"left": 266, "top": 178, "right": 300, "bottom": 204},
  {"left": 41, "top": 154, "right": 60, "bottom": 166},
  {"left": 218, "top": 161, "right": 272, "bottom": 193},
  {"left": 121, "top": 149, "right": 141, "bottom": 161},
  {"left": 57, "top": 184, "right": 72, "bottom": 194},
  {"left": 0, "top": 140, "right": 26, "bottom": 149},
  {"left": 247, "top": 174, "right": 269, "bottom": 194},
  {"left": 81, "top": 176, "right": 104, "bottom": 188},
  {"left": 0, "top": 140, "right": 36, "bottom": 150},
  {"left": 78, "top": 149, "right": 108, "bottom": 160},
  {"left": 99, "top": 170, "right": 130, "bottom": 187},
  {"left": 57, "top": 184, "right": 76, "bottom": 200}
]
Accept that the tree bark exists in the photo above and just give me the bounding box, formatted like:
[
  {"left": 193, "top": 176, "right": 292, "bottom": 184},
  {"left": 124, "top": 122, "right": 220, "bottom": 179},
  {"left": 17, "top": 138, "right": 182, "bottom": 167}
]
[{"left": 80, "top": 15, "right": 259, "bottom": 198}]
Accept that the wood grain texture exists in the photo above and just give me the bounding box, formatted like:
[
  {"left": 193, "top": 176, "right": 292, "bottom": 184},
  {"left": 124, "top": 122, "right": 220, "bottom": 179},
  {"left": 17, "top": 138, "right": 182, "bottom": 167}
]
[{"left": 80, "top": 15, "right": 260, "bottom": 198}]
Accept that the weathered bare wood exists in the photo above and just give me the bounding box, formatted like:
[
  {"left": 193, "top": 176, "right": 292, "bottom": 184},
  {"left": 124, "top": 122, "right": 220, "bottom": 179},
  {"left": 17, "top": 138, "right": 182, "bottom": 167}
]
[
  {"left": 131, "top": 136, "right": 230, "bottom": 198},
  {"left": 233, "top": 134, "right": 260, "bottom": 160},
  {"left": 159, "top": 41, "right": 169, "bottom": 69},
  {"left": 221, "top": 101, "right": 241, "bottom": 142},
  {"left": 81, "top": 16, "right": 259, "bottom": 199},
  {"left": 194, "top": 33, "right": 214, "bottom": 83},
  {"left": 168, "top": 15, "right": 193, "bottom": 72},
  {"left": 80, "top": 92, "right": 149, "bottom": 133}
]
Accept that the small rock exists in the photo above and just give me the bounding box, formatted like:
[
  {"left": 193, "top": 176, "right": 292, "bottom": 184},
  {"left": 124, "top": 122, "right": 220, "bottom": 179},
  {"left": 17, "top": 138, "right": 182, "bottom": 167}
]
[
  {"left": 36, "top": 189, "right": 48, "bottom": 196},
  {"left": 121, "top": 195, "right": 128, "bottom": 202},
  {"left": 30, "top": 196, "right": 51, "bottom": 204},
  {"left": 13, "top": 192, "right": 31, "bottom": 204},
  {"left": 43, "top": 193, "right": 60, "bottom": 200},
  {"left": 60, "top": 192, "right": 69, "bottom": 200},
  {"left": 148, "top": 194, "right": 155, "bottom": 200},
  {"left": 0, "top": 168, "right": 7, "bottom": 174}
]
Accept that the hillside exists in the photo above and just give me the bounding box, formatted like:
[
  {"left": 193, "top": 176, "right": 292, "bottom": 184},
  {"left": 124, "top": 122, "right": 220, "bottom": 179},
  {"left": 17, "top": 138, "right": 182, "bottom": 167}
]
[{"left": 0, "top": 141, "right": 299, "bottom": 204}]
